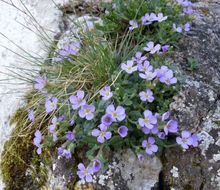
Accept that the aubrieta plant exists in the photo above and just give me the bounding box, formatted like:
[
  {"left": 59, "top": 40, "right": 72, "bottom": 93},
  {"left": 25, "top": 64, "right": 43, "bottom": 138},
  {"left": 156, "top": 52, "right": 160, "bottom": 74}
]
[{"left": 2, "top": 0, "right": 199, "bottom": 187}]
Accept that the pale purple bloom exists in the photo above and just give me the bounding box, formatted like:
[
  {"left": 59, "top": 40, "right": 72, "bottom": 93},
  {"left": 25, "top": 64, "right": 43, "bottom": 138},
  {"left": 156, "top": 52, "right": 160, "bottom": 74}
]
[
  {"left": 112, "top": 3, "right": 117, "bottom": 9},
  {"left": 156, "top": 13, "right": 168, "bottom": 22},
  {"left": 28, "top": 109, "right": 35, "bottom": 122},
  {"left": 69, "top": 90, "right": 86, "bottom": 110},
  {"left": 34, "top": 75, "right": 46, "bottom": 91},
  {"left": 137, "top": 60, "right": 150, "bottom": 72},
  {"left": 158, "top": 132, "right": 166, "bottom": 139},
  {"left": 66, "top": 131, "right": 75, "bottom": 141},
  {"left": 162, "top": 45, "right": 170, "bottom": 53},
  {"left": 156, "top": 66, "right": 177, "bottom": 85},
  {"left": 191, "top": 134, "right": 199, "bottom": 147},
  {"left": 33, "top": 130, "right": 42, "bottom": 155},
  {"left": 58, "top": 115, "right": 65, "bottom": 122},
  {"left": 164, "top": 120, "right": 178, "bottom": 135},
  {"left": 139, "top": 70, "right": 157, "bottom": 81},
  {"left": 142, "top": 137, "right": 158, "bottom": 155},
  {"left": 176, "top": 0, "right": 192, "bottom": 7},
  {"left": 183, "top": 7, "right": 194, "bottom": 15},
  {"left": 138, "top": 110, "right": 157, "bottom": 129},
  {"left": 99, "top": 86, "right": 113, "bottom": 101},
  {"left": 92, "top": 124, "right": 112, "bottom": 143},
  {"left": 121, "top": 60, "right": 138, "bottom": 74},
  {"left": 155, "top": 113, "right": 161, "bottom": 119},
  {"left": 162, "top": 111, "right": 170, "bottom": 121},
  {"left": 118, "top": 126, "right": 128, "bottom": 138},
  {"left": 138, "top": 61, "right": 156, "bottom": 81},
  {"left": 106, "top": 104, "right": 126, "bottom": 122},
  {"left": 48, "top": 116, "right": 58, "bottom": 142},
  {"left": 139, "top": 89, "right": 154, "bottom": 102},
  {"left": 141, "top": 126, "right": 159, "bottom": 134},
  {"left": 144, "top": 41, "right": 161, "bottom": 54},
  {"left": 184, "top": 22, "right": 191, "bottom": 32},
  {"left": 45, "top": 97, "right": 58, "bottom": 113},
  {"left": 129, "top": 20, "right": 138, "bottom": 30},
  {"left": 105, "top": 10, "right": 110, "bottom": 15},
  {"left": 77, "top": 163, "right": 94, "bottom": 182},
  {"left": 141, "top": 13, "right": 157, "bottom": 25},
  {"left": 78, "top": 104, "right": 95, "bottom": 120},
  {"left": 101, "top": 114, "right": 113, "bottom": 126},
  {"left": 57, "top": 41, "right": 81, "bottom": 61},
  {"left": 137, "top": 154, "right": 144, "bottom": 161},
  {"left": 58, "top": 147, "right": 72, "bottom": 159},
  {"left": 92, "top": 159, "right": 102, "bottom": 173},
  {"left": 132, "top": 52, "right": 147, "bottom": 64},
  {"left": 173, "top": 23, "right": 182, "bottom": 33},
  {"left": 155, "top": 66, "right": 169, "bottom": 79},
  {"left": 69, "top": 119, "right": 75, "bottom": 126},
  {"left": 176, "top": 130, "right": 193, "bottom": 149}
]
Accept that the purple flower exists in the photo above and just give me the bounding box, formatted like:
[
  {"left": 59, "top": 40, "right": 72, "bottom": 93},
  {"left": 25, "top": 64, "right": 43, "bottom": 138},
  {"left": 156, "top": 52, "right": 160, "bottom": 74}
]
[
  {"left": 28, "top": 109, "right": 35, "bottom": 122},
  {"left": 58, "top": 147, "right": 72, "bottom": 159},
  {"left": 129, "top": 20, "right": 138, "bottom": 30},
  {"left": 137, "top": 60, "right": 150, "bottom": 72},
  {"left": 132, "top": 52, "right": 147, "bottom": 64},
  {"left": 142, "top": 137, "right": 158, "bottom": 155},
  {"left": 78, "top": 104, "right": 95, "bottom": 120},
  {"left": 161, "top": 45, "right": 170, "bottom": 53},
  {"left": 138, "top": 110, "right": 157, "bottom": 129},
  {"left": 176, "top": 130, "right": 193, "bottom": 149},
  {"left": 162, "top": 111, "right": 170, "bottom": 121},
  {"left": 137, "top": 154, "right": 144, "bottom": 161},
  {"left": 156, "top": 66, "right": 177, "bottom": 85},
  {"left": 184, "top": 22, "right": 191, "bottom": 32},
  {"left": 121, "top": 60, "right": 138, "bottom": 74},
  {"left": 139, "top": 89, "right": 154, "bottom": 102},
  {"left": 141, "top": 126, "right": 159, "bottom": 135},
  {"left": 191, "top": 134, "right": 199, "bottom": 147},
  {"left": 57, "top": 41, "right": 81, "bottom": 61},
  {"left": 92, "top": 159, "right": 102, "bottom": 173},
  {"left": 183, "top": 7, "right": 194, "bottom": 15},
  {"left": 141, "top": 13, "right": 157, "bottom": 25},
  {"left": 77, "top": 163, "right": 94, "bottom": 182},
  {"left": 176, "top": 0, "right": 192, "bottom": 7},
  {"left": 48, "top": 116, "right": 58, "bottom": 142},
  {"left": 173, "top": 23, "right": 182, "bottom": 33},
  {"left": 34, "top": 75, "right": 46, "bottom": 91},
  {"left": 156, "top": 13, "right": 168, "bottom": 22},
  {"left": 158, "top": 132, "right": 166, "bottom": 139},
  {"left": 33, "top": 130, "right": 42, "bottom": 155},
  {"left": 92, "top": 124, "right": 112, "bottom": 143},
  {"left": 106, "top": 104, "right": 126, "bottom": 122},
  {"left": 69, "top": 90, "right": 86, "bottom": 110},
  {"left": 99, "top": 86, "right": 113, "bottom": 101},
  {"left": 144, "top": 41, "right": 161, "bottom": 54},
  {"left": 101, "top": 114, "right": 113, "bottom": 126},
  {"left": 164, "top": 120, "right": 178, "bottom": 135},
  {"left": 118, "top": 126, "right": 128, "bottom": 138},
  {"left": 66, "top": 131, "right": 75, "bottom": 141},
  {"left": 139, "top": 69, "right": 157, "bottom": 81},
  {"left": 58, "top": 115, "right": 65, "bottom": 122},
  {"left": 45, "top": 97, "right": 58, "bottom": 113},
  {"left": 69, "top": 119, "right": 75, "bottom": 126}
]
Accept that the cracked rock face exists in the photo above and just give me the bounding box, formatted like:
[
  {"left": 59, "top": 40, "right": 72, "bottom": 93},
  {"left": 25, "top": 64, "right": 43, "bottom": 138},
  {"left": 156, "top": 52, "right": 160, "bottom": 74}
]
[{"left": 162, "top": 2, "right": 220, "bottom": 190}]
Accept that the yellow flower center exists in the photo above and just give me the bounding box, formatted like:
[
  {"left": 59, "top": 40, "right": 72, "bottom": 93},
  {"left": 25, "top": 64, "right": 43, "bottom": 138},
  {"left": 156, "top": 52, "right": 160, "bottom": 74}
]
[
  {"left": 144, "top": 118, "right": 149, "bottom": 123},
  {"left": 84, "top": 169, "right": 88, "bottom": 175},
  {"left": 113, "top": 112, "right": 118, "bottom": 117},
  {"left": 85, "top": 109, "right": 90, "bottom": 114},
  {"left": 100, "top": 131, "right": 106, "bottom": 137}
]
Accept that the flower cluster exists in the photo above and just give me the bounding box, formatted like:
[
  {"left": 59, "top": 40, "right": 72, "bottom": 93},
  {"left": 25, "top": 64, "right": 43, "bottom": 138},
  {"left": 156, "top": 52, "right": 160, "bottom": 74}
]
[
  {"left": 29, "top": 0, "right": 199, "bottom": 185},
  {"left": 129, "top": 12, "right": 168, "bottom": 31}
]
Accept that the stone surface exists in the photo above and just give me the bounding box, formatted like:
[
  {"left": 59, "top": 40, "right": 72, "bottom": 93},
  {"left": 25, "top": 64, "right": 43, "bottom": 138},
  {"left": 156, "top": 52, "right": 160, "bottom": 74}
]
[
  {"left": 162, "top": 2, "right": 220, "bottom": 190},
  {"left": 0, "top": 0, "right": 67, "bottom": 189}
]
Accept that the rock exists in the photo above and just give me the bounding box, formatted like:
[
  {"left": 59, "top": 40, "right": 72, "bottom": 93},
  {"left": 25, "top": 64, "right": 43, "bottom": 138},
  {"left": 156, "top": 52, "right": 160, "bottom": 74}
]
[
  {"left": 162, "top": 2, "right": 220, "bottom": 190},
  {"left": 0, "top": 0, "right": 68, "bottom": 189}
]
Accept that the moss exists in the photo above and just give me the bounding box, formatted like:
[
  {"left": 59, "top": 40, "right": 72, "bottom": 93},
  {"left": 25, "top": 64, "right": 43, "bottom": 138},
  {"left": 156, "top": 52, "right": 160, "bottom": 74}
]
[{"left": 0, "top": 107, "right": 50, "bottom": 190}]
